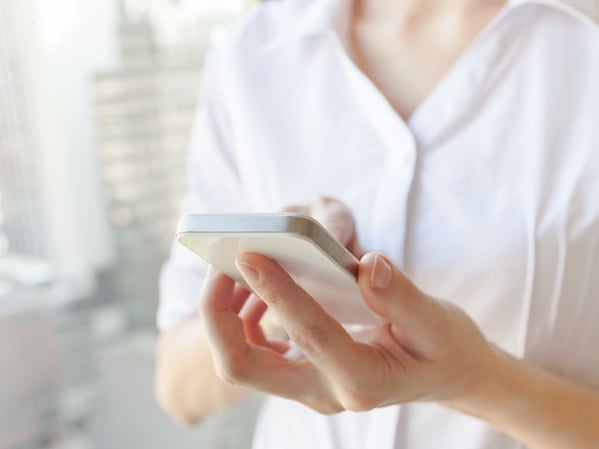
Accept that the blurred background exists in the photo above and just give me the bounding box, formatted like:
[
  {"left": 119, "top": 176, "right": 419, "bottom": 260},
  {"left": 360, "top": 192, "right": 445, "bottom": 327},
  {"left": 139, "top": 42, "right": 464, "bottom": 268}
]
[
  {"left": 0, "top": 0, "right": 261, "bottom": 448},
  {"left": 2, "top": 0, "right": 598, "bottom": 449}
]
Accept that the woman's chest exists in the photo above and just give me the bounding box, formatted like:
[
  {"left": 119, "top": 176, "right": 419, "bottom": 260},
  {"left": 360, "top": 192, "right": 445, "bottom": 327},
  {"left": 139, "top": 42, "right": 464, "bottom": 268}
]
[{"left": 232, "top": 98, "right": 597, "bottom": 358}]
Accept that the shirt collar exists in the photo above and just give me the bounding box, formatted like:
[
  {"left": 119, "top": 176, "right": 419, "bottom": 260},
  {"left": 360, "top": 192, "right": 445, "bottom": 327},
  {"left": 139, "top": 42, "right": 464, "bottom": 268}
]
[
  {"left": 261, "top": 0, "right": 596, "bottom": 53},
  {"left": 259, "top": 0, "right": 337, "bottom": 52},
  {"left": 511, "top": 0, "right": 598, "bottom": 26}
]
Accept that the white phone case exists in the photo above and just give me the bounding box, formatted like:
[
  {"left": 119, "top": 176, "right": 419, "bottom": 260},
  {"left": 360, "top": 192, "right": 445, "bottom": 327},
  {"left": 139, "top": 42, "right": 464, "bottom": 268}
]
[{"left": 176, "top": 213, "right": 380, "bottom": 326}]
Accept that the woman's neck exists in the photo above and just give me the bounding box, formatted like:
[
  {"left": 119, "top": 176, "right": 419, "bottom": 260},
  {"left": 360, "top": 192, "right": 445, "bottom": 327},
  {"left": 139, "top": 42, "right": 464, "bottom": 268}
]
[{"left": 340, "top": 0, "right": 506, "bottom": 24}]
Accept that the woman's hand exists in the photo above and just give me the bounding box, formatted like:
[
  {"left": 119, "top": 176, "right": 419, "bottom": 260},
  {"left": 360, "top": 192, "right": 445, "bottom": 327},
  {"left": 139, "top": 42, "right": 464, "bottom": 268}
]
[
  {"left": 201, "top": 250, "right": 497, "bottom": 413},
  {"left": 200, "top": 197, "right": 599, "bottom": 448},
  {"left": 282, "top": 196, "right": 365, "bottom": 258},
  {"left": 156, "top": 196, "right": 367, "bottom": 422}
]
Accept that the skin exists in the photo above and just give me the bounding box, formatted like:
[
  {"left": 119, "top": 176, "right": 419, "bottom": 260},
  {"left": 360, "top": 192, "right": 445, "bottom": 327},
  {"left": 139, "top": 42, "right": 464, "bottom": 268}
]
[
  {"left": 154, "top": 305, "right": 247, "bottom": 424},
  {"left": 220, "top": 250, "right": 599, "bottom": 449},
  {"left": 336, "top": 0, "right": 509, "bottom": 120},
  {"left": 155, "top": 0, "right": 599, "bottom": 446},
  {"left": 154, "top": 198, "right": 356, "bottom": 423},
  {"left": 158, "top": 197, "right": 599, "bottom": 448}
]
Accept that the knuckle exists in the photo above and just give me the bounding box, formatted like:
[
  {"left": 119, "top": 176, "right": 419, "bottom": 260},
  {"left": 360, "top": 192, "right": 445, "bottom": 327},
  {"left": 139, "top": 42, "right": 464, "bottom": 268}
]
[
  {"left": 289, "top": 325, "right": 329, "bottom": 354},
  {"left": 337, "top": 385, "right": 380, "bottom": 412},
  {"left": 323, "top": 222, "right": 348, "bottom": 243},
  {"left": 302, "top": 391, "right": 343, "bottom": 415},
  {"left": 216, "top": 358, "right": 249, "bottom": 385},
  {"left": 339, "top": 394, "right": 377, "bottom": 412},
  {"left": 310, "top": 197, "right": 354, "bottom": 244},
  {"left": 264, "top": 286, "right": 295, "bottom": 307},
  {"left": 280, "top": 204, "right": 304, "bottom": 213},
  {"left": 310, "top": 401, "right": 344, "bottom": 415},
  {"left": 312, "top": 197, "right": 338, "bottom": 219},
  {"left": 314, "top": 195, "right": 334, "bottom": 207}
]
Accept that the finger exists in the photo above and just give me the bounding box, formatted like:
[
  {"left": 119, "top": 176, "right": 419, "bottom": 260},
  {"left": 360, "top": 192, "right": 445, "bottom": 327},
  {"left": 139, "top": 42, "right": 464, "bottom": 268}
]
[
  {"left": 280, "top": 204, "right": 309, "bottom": 214},
  {"left": 241, "top": 295, "right": 290, "bottom": 354},
  {"left": 200, "top": 265, "right": 250, "bottom": 314},
  {"left": 240, "top": 294, "right": 269, "bottom": 345},
  {"left": 200, "top": 272, "right": 329, "bottom": 405},
  {"left": 241, "top": 293, "right": 268, "bottom": 321},
  {"left": 200, "top": 271, "right": 249, "bottom": 358},
  {"left": 309, "top": 197, "right": 356, "bottom": 247},
  {"left": 358, "top": 253, "right": 435, "bottom": 347},
  {"left": 231, "top": 283, "right": 252, "bottom": 314},
  {"left": 235, "top": 253, "right": 365, "bottom": 385}
]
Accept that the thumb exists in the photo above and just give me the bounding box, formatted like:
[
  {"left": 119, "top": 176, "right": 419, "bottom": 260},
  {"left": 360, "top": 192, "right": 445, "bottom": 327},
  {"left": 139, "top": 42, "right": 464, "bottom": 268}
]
[{"left": 358, "top": 253, "right": 433, "bottom": 340}]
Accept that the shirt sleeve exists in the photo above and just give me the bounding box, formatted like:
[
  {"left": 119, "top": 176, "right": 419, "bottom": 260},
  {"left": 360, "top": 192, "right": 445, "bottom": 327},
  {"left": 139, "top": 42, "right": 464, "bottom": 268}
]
[{"left": 157, "top": 45, "right": 246, "bottom": 331}]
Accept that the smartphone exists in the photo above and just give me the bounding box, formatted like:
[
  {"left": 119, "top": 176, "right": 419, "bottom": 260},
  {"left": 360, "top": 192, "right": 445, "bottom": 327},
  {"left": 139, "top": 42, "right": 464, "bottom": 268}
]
[{"left": 176, "top": 213, "right": 380, "bottom": 325}]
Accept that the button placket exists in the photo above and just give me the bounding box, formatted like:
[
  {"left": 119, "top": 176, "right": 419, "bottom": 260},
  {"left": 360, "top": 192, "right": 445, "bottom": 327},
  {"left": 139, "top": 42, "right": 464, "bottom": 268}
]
[
  {"left": 328, "top": 30, "right": 416, "bottom": 446},
  {"left": 329, "top": 31, "right": 418, "bottom": 267},
  {"left": 371, "top": 130, "right": 417, "bottom": 267}
]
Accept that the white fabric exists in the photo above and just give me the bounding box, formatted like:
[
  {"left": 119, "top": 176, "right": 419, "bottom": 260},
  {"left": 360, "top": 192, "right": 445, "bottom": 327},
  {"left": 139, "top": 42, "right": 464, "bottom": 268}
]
[{"left": 158, "top": 0, "right": 599, "bottom": 447}]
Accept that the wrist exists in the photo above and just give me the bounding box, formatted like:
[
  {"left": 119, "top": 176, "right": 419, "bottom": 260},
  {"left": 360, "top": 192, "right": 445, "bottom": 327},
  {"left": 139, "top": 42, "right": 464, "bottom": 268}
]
[
  {"left": 440, "top": 344, "right": 599, "bottom": 449},
  {"left": 442, "top": 343, "right": 519, "bottom": 418}
]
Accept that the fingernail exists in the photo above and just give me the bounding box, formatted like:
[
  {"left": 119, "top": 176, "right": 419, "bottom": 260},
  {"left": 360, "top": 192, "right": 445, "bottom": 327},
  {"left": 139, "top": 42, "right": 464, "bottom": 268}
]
[
  {"left": 235, "top": 260, "right": 260, "bottom": 284},
  {"left": 370, "top": 254, "right": 392, "bottom": 289}
]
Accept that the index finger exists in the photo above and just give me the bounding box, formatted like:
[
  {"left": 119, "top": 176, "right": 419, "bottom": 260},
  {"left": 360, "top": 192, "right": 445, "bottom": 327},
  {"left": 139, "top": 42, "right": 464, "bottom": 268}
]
[
  {"left": 234, "top": 253, "right": 367, "bottom": 386},
  {"left": 199, "top": 270, "right": 249, "bottom": 359},
  {"left": 199, "top": 270, "right": 333, "bottom": 406}
]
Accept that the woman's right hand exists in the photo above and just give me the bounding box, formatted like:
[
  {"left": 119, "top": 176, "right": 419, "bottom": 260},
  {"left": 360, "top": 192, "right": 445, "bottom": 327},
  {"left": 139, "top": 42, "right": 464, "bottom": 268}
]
[
  {"left": 186, "top": 196, "right": 365, "bottom": 397},
  {"left": 155, "top": 196, "right": 360, "bottom": 424}
]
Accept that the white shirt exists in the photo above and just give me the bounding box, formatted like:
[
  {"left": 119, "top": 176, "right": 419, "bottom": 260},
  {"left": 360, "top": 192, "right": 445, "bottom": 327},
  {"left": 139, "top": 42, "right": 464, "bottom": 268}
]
[{"left": 158, "top": 0, "right": 599, "bottom": 448}]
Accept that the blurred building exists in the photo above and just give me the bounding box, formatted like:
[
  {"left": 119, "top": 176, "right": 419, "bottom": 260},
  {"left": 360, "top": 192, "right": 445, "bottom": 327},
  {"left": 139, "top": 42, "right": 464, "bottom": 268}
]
[
  {"left": 0, "top": 256, "right": 100, "bottom": 449},
  {"left": 0, "top": 1, "right": 50, "bottom": 260},
  {"left": 93, "top": 2, "right": 246, "bottom": 327},
  {"left": 0, "top": 301, "right": 60, "bottom": 448},
  {"left": 0, "top": 0, "right": 255, "bottom": 446},
  {"left": 0, "top": 0, "right": 115, "bottom": 289},
  {"left": 0, "top": 1, "right": 119, "bottom": 447}
]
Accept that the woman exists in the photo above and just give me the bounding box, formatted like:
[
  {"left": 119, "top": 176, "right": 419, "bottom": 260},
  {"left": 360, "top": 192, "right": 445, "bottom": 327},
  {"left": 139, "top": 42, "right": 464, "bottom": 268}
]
[{"left": 155, "top": 0, "right": 599, "bottom": 448}]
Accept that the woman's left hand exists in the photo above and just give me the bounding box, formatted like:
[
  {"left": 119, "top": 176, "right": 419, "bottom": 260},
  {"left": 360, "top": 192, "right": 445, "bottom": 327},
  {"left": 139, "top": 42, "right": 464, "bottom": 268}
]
[{"left": 201, "top": 251, "right": 498, "bottom": 413}]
